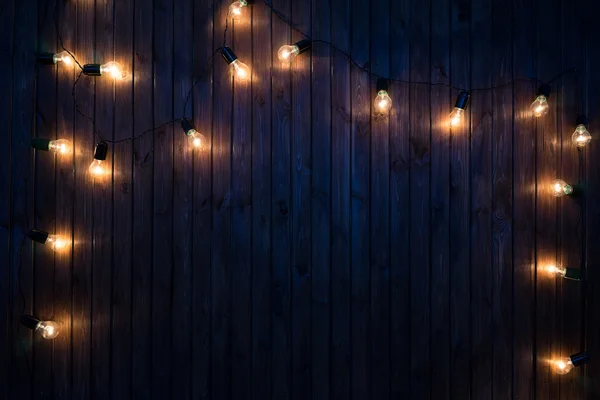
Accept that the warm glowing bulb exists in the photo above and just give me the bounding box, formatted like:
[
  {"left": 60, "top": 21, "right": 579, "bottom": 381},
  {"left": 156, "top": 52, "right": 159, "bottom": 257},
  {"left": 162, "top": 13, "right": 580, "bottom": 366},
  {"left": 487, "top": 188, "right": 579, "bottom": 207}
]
[
  {"left": 230, "top": 59, "right": 250, "bottom": 81},
  {"left": 551, "top": 179, "right": 572, "bottom": 197},
  {"left": 228, "top": 0, "right": 248, "bottom": 19},
  {"left": 553, "top": 357, "right": 574, "bottom": 375},
  {"left": 89, "top": 159, "right": 107, "bottom": 178},
  {"left": 545, "top": 264, "right": 566, "bottom": 277},
  {"left": 100, "top": 61, "right": 127, "bottom": 80},
  {"left": 48, "top": 139, "right": 72, "bottom": 155},
  {"left": 449, "top": 108, "right": 464, "bottom": 127},
  {"left": 278, "top": 45, "right": 299, "bottom": 63},
  {"left": 37, "top": 320, "right": 60, "bottom": 339},
  {"left": 572, "top": 124, "right": 591, "bottom": 147},
  {"left": 531, "top": 95, "right": 549, "bottom": 117},
  {"left": 53, "top": 51, "right": 72, "bottom": 66},
  {"left": 374, "top": 90, "right": 392, "bottom": 113},
  {"left": 187, "top": 129, "right": 206, "bottom": 149},
  {"left": 46, "top": 234, "right": 70, "bottom": 251}
]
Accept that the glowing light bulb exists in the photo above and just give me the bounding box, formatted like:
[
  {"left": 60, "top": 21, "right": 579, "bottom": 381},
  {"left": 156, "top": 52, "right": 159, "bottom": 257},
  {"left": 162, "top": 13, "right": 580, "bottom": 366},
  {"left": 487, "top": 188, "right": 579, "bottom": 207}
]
[
  {"left": 278, "top": 45, "right": 300, "bottom": 63},
  {"left": 552, "top": 179, "right": 572, "bottom": 197},
  {"left": 572, "top": 124, "right": 591, "bottom": 147},
  {"left": 53, "top": 51, "right": 72, "bottom": 66},
  {"left": 544, "top": 264, "right": 581, "bottom": 281},
  {"left": 181, "top": 119, "right": 206, "bottom": 149},
  {"left": 449, "top": 108, "right": 464, "bottom": 127},
  {"left": 37, "top": 320, "right": 60, "bottom": 339},
  {"left": 374, "top": 90, "right": 392, "bottom": 113},
  {"left": 46, "top": 234, "right": 70, "bottom": 251},
  {"left": 449, "top": 91, "right": 470, "bottom": 127},
  {"left": 546, "top": 264, "right": 567, "bottom": 277},
  {"left": 230, "top": 59, "right": 250, "bottom": 81},
  {"left": 229, "top": 0, "right": 248, "bottom": 19},
  {"left": 89, "top": 159, "right": 106, "bottom": 178},
  {"left": 531, "top": 95, "right": 549, "bottom": 117},
  {"left": 100, "top": 61, "right": 127, "bottom": 80},
  {"left": 48, "top": 139, "right": 72, "bottom": 155},
  {"left": 553, "top": 357, "right": 574, "bottom": 375}
]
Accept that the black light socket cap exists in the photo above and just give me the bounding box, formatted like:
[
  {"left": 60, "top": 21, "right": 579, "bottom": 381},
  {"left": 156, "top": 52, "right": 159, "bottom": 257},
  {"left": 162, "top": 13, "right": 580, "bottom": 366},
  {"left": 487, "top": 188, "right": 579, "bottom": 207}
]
[
  {"left": 31, "top": 138, "right": 51, "bottom": 151},
  {"left": 376, "top": 78, "right": 389, "bottom": 93},
  {"left": 221, "top": 47, "right": 238, "bottom": 64},
  {"left": 93, "top": 142, "right": 108, "bottom": 161},
  {"left": 37, "top": 52, "right": 56, "bottom": 65},
  {"left": 576, "top": 114, "right": 587, "bottom": 126},
  {"left": 181, "top": 118, "right": 196, "bottom": 134},
  {"left": 455, "top": 91, "right": 470, "bottom": 110},
  {"left": 294, "top": 39, "right": 312, "bottom": 54},
  {"left": 27, "top": 229, "right": 49, "bottom": 244},
  {"left": 537, "top": 84, "right": 551, "bottom": 98},
  {"left": 82, "top": 64, "right": 102, "bottom": 76},
  {"left": 564, "top": 268, "right": 581, "bottom": 281},
  {"left": 21, "top": 315, "right": 41, "bottom": 330},
  {"left": 570, "top": 351, "right": 590, "bottom": 366}
]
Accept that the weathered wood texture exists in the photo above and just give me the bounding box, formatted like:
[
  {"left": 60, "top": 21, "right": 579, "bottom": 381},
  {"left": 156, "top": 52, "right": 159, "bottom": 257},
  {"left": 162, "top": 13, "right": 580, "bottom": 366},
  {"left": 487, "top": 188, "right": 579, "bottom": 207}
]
[{"left": 2, "top": 0, "right": 599, "bottom": 398}]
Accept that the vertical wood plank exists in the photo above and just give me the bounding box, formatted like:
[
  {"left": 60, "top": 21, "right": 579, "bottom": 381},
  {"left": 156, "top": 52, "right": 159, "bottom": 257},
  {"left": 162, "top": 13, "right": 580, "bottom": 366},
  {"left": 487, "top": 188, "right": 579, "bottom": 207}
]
[
  {"left": 172, "top": 0, "right": 194, "bottom": 396},
  {"left": 191, "top": 0, "right": 213, "bottom": 398},
  {"left": 289, "top": 0, "right": 311, "bottom": 399},
  {"left": 330, "top": 0, "right": 350, "bottom": 397},
  {"left": 250, "top": 0, "right": 272, "bottom": 398},
  {"left": 131, "top": 0, "right": 154, "bottom": 396},
  {"left": 389, "top": 0, "right": 410, "bottom": 397},
  {"left": 449, "top": 0, "right": 471, "bottom": 398},
  {"left": 211, "top": 1, "right": 233, "bottom": 398},
  {"left": 311, "top": 0, "right": 331, "bottom": 397},
  {"left": 409, "top": 0, "right": 431, "bottom": 397},
  {"left": 33, "top": 0, "right": 57, "bottom": 397},
  {"left": 111, "top": 0, "right": 134, "bottom": 397},
  {"left": 513, "top": 0, "right": 536, "bottom": 398}
]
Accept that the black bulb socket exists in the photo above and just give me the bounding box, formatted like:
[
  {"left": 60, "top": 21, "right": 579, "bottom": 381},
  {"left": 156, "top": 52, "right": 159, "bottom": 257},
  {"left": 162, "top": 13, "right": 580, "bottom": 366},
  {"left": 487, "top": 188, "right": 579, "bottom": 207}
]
[
  {"left": 37, "top": 52, "right": 57, "bottom": 65},
  {"left": 376, "top": 78, "right": 389, "bottom": 93},
  {"left": 83, "top": 64, "right": 102, "bottom": 76},
  {"left": 21, "top": 315, "right": 41, "bottom": 330},
  {"left": 27, "top": 229, "right": 49, "bottom": 244},
  {"left": 564, "top": 268, "right": 581, "bottom": 281},
  {"left": 181, "top": 118, "right": 196, "bottom": 135},
  {"left": 536, "top": 84, "right": 551, "bottom": 98},
  {"left": 94, "top": 142, "right": 108, "bottom": 161},
  {"left": 31, "top": 138, "right": 51, "bottom": 151},
  {"left": 221, "top": 47, "right": 238, "bottom": 65},
  {"left": 455, "top": 91, "right": 470, "bottom": 110},
  {"left": 570, "top": 351, "right": 590, "bottom": 366},
  {"left": 576, "top": 114, "right": 587, "bottom": 126},
  {"left": 294, "top": 40, "right": 312, "bottom": 54}
]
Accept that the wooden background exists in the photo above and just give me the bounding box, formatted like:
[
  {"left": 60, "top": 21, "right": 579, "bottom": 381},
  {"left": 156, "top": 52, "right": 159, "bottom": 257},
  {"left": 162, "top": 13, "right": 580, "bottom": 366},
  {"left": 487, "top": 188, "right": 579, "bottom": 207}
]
[{"left": 1, "top": 0, "right": 599, "bottom": 398}]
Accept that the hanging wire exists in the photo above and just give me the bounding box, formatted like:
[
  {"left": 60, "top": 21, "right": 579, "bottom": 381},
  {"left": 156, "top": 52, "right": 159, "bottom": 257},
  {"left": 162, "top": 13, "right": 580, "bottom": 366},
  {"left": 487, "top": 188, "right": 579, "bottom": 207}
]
[{"left": 53, "top": 2, "right": 83, "bottom": 71}]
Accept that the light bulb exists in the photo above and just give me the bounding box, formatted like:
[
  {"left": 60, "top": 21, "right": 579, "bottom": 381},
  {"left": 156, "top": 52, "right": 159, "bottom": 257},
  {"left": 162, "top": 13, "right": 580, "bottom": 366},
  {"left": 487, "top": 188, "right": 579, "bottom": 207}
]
[
  {"left": 553, "top": 357, "right": 574, "bottom": 375},
  {"left": 37, "top": 320, "right": 60, "bottom": 339},
  {"left": 53, "top": 51, "right": 72, "bottom": 66},
  {"left": 230, "top": 59, "right": 250, "bottom": 81},
  {"left": 100, "top": 61, "right": 127, "bottom": 80},
  {"left": 551, "top": 179, "right": 573, "bottom": 197},
  {"left": 48, "top": 139, "right": 72, "bottom": 155},
  {"left": 544, "top": 264, "right": 581, "bottom": 281},
  {"left": 46, "top": 234, "right": 70, "bottom": 251},
  {"left": 188, "top": 130, "right": 205, "bottom": 148},
  {"left": 572, "top": 124, "right": 591, "bottom": 147},
  {"left": 228, "top": 0, "right": 248, "bottom": 19},
  {"left": 374, "top": 90, "right": 392, "bottom": 113},
  {"left": 278, "top": 45, "right": 300, "bottom": 63},
  {"left": 449, "top": 91, "right": 470, "bottom": 127},
  {"left": 545, "top": 264, "right": 567, "bottom": 277},
  {"left": 531, "top": 95, "right": 549, "bottom": 117},
  {"left": 449, "top": 108, "right": 464, "bottom": 127},
  {"left": 89, "top": 159, "right": 107, "bottom": 178}
]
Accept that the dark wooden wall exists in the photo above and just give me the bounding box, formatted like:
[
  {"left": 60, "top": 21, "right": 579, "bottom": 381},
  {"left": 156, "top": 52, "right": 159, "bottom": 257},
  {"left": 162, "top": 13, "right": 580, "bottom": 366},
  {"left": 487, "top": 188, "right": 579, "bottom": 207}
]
[{"left": 1, "top": 0, "right": 599, "bottom": 398}]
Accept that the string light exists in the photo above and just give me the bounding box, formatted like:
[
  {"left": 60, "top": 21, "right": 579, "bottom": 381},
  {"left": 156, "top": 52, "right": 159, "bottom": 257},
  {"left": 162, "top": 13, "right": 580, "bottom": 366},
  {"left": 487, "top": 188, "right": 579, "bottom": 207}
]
[
  {"left": 531, "top": 85, "right": 550, "bottom": 117},
  {"left": 31, "top": 138, "right": 72, "bottom": 156},
  {"left": 89, "top": 142, "right": 109, "bottom": 179},
  {"left": 572, "top": 115, "right": 592, "bottom": 147},
  {"left": 551, "top": 179, "right": 573, "bottom": 197},
  {"left": 181, "top": 118, "right": 206, "bottom": 149},
  {"left": 373, "top": 78, "right": 392, "bottom": 114},
  {"left": 449, "top": 92, "right": 469, "bottom": 127},
  {"left": 277, "top": 40, "right": 311, "bottom": 63},
  {"left": 82, "top": 62, "right": 128, "bottom": 80},
  {"left": 37, "top": 51, "right": 73, "bottom": 67},
  {"left": 20, "top": 315, "right": 60, "bottom": 339},
  {"left": 221, "top": 47, "right": 251, "bottom": 81},
  {"left": 27, "top": 229, "right": 70, "bottom": 251},
  {"left": 552, "top": 352, "right": 589, "bottom": 374},
  {"left": 229, "top": 0, "right": 248, "bottom": 19},
  {"left": 543, "top": 264, "right": 581, "bottom": 281}
]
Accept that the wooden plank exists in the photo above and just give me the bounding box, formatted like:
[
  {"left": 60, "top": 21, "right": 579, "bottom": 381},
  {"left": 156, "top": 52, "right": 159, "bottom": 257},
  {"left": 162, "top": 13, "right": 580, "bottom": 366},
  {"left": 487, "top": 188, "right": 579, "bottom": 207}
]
[
  {"left": 449, "top": 0, "right": 471, "bottom": 397},
  {"left": 33, "top": 0, "right": 57, "bottom": 397},
  {"left": 172, "top": 0, "right": 194, "bottom": 397},
  {"left": 230, "top": 5, "right": 252, "bottom": 399},
  {"left": 430, "top": 0, "right": 451, "bottom": 398},
  {"left": 470, "top": 0, "right": 493, "bottom": 398},
  {"left": 409, "top": 0, "right": 431, "bottom": 397},
  {"left": 350, "top": 0, "right": 370, "bottom": 396},
  {"left": 90, "top": 0, "right": 114, "bottom": 398},
  {"left": 389, "top": 0, "right": 410, "bottom": 397},
  {"left": 131, "top": 0, "right": 154, "bottom": 397},
  {"left": 512, "top": 0, "right": 536, "bottom": 398},
  {"left": 251, "top": 1, "right": 272, "bottom": 398},
  {"left": 330, "top": 0, "right": 350, "bottom": 398},
  {"left": 191, "top": 0, "right": 213, "bottom": 397},
  {"left": 559, "top": 0, "right": 585, "bottom": 397},
  {"left": 311, "top": 0, "right": 331, "bottom": 397},
  {"left": 152, "top": 0, "right": 174, "bottom": 396},
  {"left": 111, "top": 0, "right": 134, "bottom": 397},
  {"left": 271, "top": 0, "right": 292, "bottom": 398},
  {"left": 289, "top": 0, "right": 311, "bottom": 399},
  {"left": 211, "top": 1, "right": 232, "bottom": 397},
  {"left": 53, "top": 0, "right": 76, "bottom": 398}
]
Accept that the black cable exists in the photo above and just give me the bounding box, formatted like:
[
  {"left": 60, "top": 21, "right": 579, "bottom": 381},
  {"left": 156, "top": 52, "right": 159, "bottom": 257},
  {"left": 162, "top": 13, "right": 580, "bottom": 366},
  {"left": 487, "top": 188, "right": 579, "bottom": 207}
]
[{"left": 182, "top": 47, "right": 222, "bottom": 118}]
